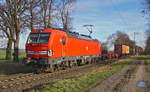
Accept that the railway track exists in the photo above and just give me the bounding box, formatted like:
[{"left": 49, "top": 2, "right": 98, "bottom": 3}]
[{"left": 0, "top": 59, "right": 117, "bottom": 92}]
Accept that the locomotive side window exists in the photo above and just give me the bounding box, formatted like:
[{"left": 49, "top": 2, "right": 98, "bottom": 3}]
[{"left": 62, "top": 37, "right": 66, "bottom": 45}]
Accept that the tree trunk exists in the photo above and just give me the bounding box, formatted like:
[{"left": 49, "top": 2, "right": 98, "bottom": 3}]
[
  {"left": 13, "top": 1, "right": 20, "bottom": 62},
  {"left": 13, "top": 38, "right": 19, "bottom": 62},
  {"left": 43, "top": 0, "right": 48, "bottom": 28},
  {"left": 47, "top": 0, "right": 54, "bottom": 28},
  {"left": 6, "top": 39, "right": 12, "bottom": 60},
  {"left": 44, "top": 8, "right": 47, "bottom": 28},
  {"left": 30, "top": 3, "right": 34, "bottom": 31}
]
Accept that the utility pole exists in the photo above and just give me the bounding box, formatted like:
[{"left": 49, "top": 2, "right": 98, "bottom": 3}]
[
  {"left": 134, "top": 32, "right": 139, "bottom": 44},
  {"left": 134, "top": 32, "right": 135, "bottom": 43},
  {"left": 133, "top": 32, "right": 137, "bottom": 55}
]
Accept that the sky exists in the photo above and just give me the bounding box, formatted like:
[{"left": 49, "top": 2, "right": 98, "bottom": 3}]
[
  {"left": 19, "top": 0, "right": 148, "bottom": 49},
  {"left": 72, "top": 0, "right": 148, "bottom": 48}
]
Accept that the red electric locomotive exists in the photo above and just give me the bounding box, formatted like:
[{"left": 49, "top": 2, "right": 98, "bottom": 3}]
[{"left": 24, "top": 28, "right": 102, "bottom": 72}]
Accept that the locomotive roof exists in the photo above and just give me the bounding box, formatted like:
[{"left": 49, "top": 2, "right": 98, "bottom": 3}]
[
  {"left": 32, "top": 28, "right": 98, "bottom": 42},
  {"left": 66, "top": 31, "right": 98, "bottom": 42}
]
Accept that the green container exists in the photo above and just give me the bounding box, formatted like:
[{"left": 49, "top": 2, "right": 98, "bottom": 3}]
[{"left": 130, "top": 48, "right": 135, "bottom": 55}]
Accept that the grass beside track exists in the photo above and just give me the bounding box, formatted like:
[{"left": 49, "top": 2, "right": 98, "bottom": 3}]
[
  {"left": 146, "top": 56, "right": 150, "bottom": 92},
  {"left": 32, "top": 56, "right": 140, "bottom": 92},
  {"left": 0, "top": 50, "right": 6, "bottom": 60},
  {"left": 146, "top": 56, "right": 150, "bottom": 72},
  {"left": 0, "top": 50, "right": 26, "bottom": 61}
]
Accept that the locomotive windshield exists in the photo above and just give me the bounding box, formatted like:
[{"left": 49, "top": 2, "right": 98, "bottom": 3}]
[{"left": 28, "top": 33, "right": 50, "bottom": 44}]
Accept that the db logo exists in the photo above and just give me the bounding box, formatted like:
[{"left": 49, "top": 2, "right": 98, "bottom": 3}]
[{"left": 86, "top": 46, "right": 88, "bottom": 50}]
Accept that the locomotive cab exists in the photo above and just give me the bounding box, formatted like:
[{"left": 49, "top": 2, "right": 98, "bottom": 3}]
[
  {"left": 24, "top": 29, "right": 68, "bottom": 66},
  {"left": 25, "top": 29, "right": 51, "bottom": 65}
]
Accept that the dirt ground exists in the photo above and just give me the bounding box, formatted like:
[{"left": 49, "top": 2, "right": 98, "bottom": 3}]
[
  {"left": 122, "top": 60, "right": 150, "bottom": 92},
  {"left": 87, "top": 60, "right": 150, "bottom": 92}
]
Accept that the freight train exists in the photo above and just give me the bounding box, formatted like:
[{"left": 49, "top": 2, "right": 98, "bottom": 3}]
[
  {"left": 102, "top": 44, "right": 143, "bottom": 60},
  {"left": 23, "top": 28, "right": 143, "bottom": 73},
  {"left": 24, "top": 28, "right": 102, "bottom": 73}
]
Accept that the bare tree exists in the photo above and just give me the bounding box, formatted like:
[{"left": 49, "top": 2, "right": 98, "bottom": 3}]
[
  {"left": 26, "top": 0, "right": 41, "bottom": 31},
  {"left": 143, "top": 0, "right": 150, "bottom": 54},
  {"left": 57, "top": 0, "right": 76, "bottom": 31},
  {"left": 144, "top": 30, "right": 150, "bottom": 54},
  {"left": 38, "top": 0, "right": 55, "bottom": 28},
  {"left": 36, "top": 0, "right": 76, "bottom": 30},
  {"left": 0, "top": 0, "right": 28, "bottom": 61},
  {"left": 0, "top": 32, "right": 7, "bottom": 49},
  {"left": 107, "top": 31, "right": 135, "bottom": 48},
  {"left": 11, "top": 0, "right": 29, "bottom": 62},
  {"left": 0, "top": 1, "right": 14, "bottom": 60},
  {"left": 145, "top": 36, "right": 150, "bottom": 54},
  {"left": 0, "top": 0, "right": 76, "bottom": 61}
]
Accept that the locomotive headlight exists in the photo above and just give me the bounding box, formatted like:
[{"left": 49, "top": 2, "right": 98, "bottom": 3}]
[{"left": 48, "top": 50, "right": 53, "bottom": 56}]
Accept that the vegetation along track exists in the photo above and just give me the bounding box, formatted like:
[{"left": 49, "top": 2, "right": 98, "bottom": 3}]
[
  {"left": 87, "top": 59, "right": 139, "bottom": 92},
  {"left": 0, "top": 59, "right": 117, "bottom": 92}
]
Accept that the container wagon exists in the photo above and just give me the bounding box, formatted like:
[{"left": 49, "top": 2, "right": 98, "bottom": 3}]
[{"left": 114, "top": 44, "right": 130, "bottom": 57}]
